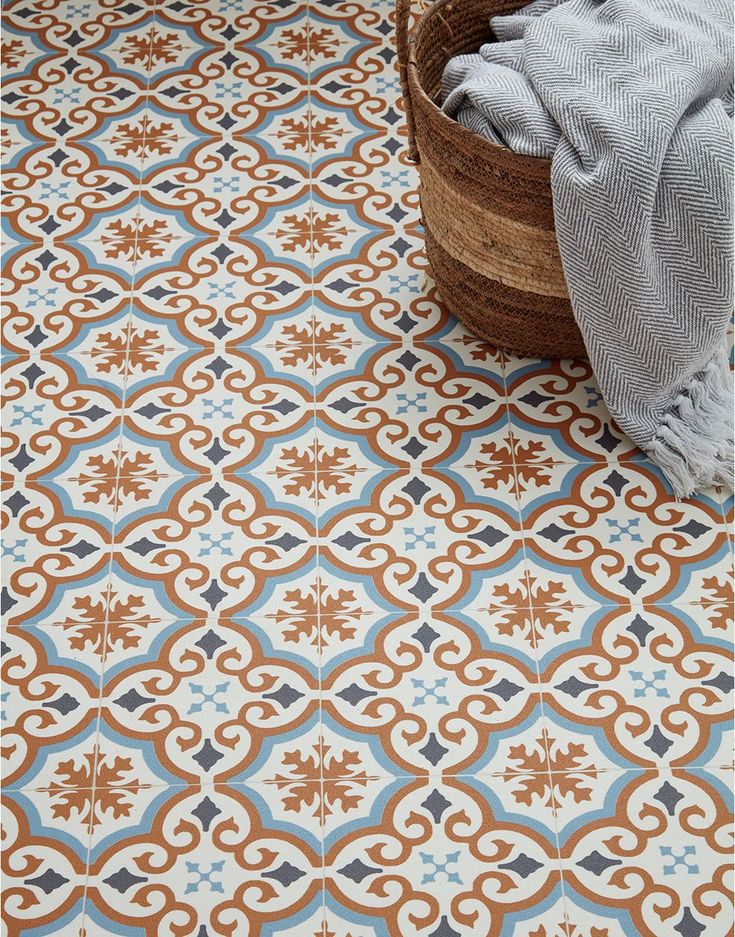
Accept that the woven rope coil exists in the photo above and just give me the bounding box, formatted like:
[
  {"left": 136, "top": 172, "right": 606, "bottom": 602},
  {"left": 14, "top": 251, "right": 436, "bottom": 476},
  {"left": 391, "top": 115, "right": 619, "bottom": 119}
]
[{"left": 397, "top": 0, "right": 586, "bottom": 358}]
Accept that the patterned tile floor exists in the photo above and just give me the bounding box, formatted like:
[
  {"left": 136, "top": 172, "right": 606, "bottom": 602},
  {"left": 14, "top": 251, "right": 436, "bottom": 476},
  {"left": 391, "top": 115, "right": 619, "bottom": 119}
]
[{"left": 1, "top": 1, "right": 733, "bottom": 935}]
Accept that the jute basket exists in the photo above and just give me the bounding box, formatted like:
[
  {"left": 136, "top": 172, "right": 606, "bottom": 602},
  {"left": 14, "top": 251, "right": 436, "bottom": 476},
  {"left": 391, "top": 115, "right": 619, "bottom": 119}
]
[{"left": 397, "top": 0, "right": 586, "bottom": 358}]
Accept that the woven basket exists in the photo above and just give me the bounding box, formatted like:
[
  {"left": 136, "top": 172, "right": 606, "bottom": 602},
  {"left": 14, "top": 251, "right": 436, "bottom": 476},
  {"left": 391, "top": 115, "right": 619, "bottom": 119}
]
[{"left": 397, "top": 0, "right": 586, "bottom": 358}]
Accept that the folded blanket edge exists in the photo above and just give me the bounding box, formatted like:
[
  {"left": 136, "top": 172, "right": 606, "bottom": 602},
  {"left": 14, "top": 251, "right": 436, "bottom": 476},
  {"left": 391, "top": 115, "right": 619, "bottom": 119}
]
[{"left": 646, "top": 350, "right": 734, "bottom": 499}]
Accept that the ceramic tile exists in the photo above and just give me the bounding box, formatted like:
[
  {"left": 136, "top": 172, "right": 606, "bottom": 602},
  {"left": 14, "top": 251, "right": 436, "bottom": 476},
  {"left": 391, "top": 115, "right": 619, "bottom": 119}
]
[
  {"left": 556, "top": 768, "right": 734, "bottom": 937},
  {"left": 322, "top": 775, "right": 565, "bottom": 937},
  {"left": 2, "top": 0, "right": 732, "bottom": 934}
]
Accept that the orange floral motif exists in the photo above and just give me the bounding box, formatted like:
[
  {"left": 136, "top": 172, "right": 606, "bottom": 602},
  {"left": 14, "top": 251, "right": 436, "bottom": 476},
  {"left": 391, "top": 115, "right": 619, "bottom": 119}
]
[
  {"left": 101, "top": 219, "right": 173, "bottom": 260},
  {"left": 120, "top": 28, "right": 182, "bottom": 66},
  {"left": 1, "top": 39, "right": 27, "bottom": 69},
  {"left": 62, "top": 592, "right": 155, "bottom": 656},
  {"left": 110, "top": 118, "right": 178, "bottom": 157},
  {"left": 471, "top": 437, "right": 553, "bottom": 493},
  {"left": 276, "top": 211, "right": 348, "bottom": 253},
  {"left": 274, "top": 584, "right": 365, "bottom": 645},
  {"left": 276, "top": 444, "right": 358, "bottom": 499},
  {"left": 277, "top": 113, "right": 345, "bottom": 152},
  {"left": 276, "top": 739, "right": 369, "bottom": 817},
  {"left": 278, "top": 26, "right": 340, "bottom": 62},
  {"left": 506, "top": 732, "right": 597, "bottom": 806},
  {"left": 71, "top": 451, "right": 164, "bottom": 506},
  {"left": 489, "top": 576, "right": 574, "bottom": 644},
  {"left": 48, "top": 749, "right": 146, "bottom": 827}
]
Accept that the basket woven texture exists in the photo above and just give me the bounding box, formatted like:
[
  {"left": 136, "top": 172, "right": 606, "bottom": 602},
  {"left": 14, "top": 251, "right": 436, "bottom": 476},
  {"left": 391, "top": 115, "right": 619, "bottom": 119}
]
[{"left": 397, "top": 0, "right": 586, "bottom": 358}]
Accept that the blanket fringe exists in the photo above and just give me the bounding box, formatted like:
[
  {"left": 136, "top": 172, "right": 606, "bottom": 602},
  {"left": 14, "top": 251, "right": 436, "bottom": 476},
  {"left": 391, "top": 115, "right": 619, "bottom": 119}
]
[{"left": 646, "top": 351, "right": 734, "bottom": 500}]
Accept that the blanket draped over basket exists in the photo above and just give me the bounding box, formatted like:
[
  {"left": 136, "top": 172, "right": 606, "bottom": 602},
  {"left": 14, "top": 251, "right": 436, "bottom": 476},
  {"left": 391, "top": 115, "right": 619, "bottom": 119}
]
[{"left": 441, "top": 0, "right": 734, "bottom": 497}]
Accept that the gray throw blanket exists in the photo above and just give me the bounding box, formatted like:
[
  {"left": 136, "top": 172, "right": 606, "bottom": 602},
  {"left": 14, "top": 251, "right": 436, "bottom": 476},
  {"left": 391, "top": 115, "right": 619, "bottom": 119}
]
[{"left": 442, "top": 0, "right": 734, "bottom": 497}]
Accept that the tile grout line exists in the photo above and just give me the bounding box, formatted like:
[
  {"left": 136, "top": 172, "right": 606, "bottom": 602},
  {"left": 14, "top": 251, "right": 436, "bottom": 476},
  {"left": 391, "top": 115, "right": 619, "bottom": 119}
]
[
  {"left": 303, "top": 5, "right": 331, "bottom": 929},
  {"left": 79, "top": 16, "right": 158, "bottom": 929},
  {"left": 499, "top": 349, "right": 574, "bottom": 937}
]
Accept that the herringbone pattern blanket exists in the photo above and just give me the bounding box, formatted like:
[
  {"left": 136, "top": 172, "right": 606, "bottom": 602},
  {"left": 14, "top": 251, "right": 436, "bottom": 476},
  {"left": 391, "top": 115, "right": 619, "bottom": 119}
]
[{"left": 443, "top": 0, "right": 734, "bottom": 497}]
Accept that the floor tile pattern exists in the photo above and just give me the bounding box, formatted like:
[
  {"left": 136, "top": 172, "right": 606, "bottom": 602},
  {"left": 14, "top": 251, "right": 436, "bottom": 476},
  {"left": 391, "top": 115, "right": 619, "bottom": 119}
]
[{"left": 1, "top": 0, "right": 733, "bottom": 935}]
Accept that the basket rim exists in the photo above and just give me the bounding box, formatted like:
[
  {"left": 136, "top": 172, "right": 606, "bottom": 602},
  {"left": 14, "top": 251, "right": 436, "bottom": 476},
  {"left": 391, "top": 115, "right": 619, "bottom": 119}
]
[{"left": 406, "top": 0, "right": 553, "bottom": 173}]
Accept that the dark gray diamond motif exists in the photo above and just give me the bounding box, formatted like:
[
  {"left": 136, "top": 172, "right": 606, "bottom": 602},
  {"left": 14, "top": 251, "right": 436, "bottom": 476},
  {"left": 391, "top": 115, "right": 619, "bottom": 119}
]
[
  {"left": 702, "top": 670, "right": 735, "bottom": 694},
  {"left": 204, "top": 439, "right": 229, "bottom": 465},
  {"left": 421, "top": 788, "right": 452, "bottom": 823},
  {"left": 192, "top": 795, "right": 222, "bottom": 832},
  {"left": 194, "top": 629, "right": 227, "bottom": 659},
  {"left": 401, "top": 477, "right": 431, "bottom": 504},
  {"left": 419, "top": 732, "right": 448, "bottom": 766},
  {"left": 673, "top": 519, "right": 710, "bottom": 539},
  {"left": 396, "top": 348, "right": 420, "bottom": 370},
  {"left": 652, "top": 780, "right": 684, "bottom": 816},
  {"left": 337, "top": 858, "right": 382, "bottom": 882},
  {"left": 463, "top": 392, "right": 491, "bottom": 409},
  {"left": 114, "top": 688, "right": 155, "bottom": 712},
  {"left": 486, "top": 678, "right": 524, "bottom": 701},
  {"left": 25, "top": 869, "right": 70, "bottom": 894},
  {"left": 626, "top": 613, "right": 654, "bottom": 646},
  {"left": 402, "top": 437, "right": 427, "bottom": 459},
  {"left": 538, "top": 523, "right": 574, "bottom": 543},
  {"left": 674, "top": 908, "right": 705, "bottom": 937},
  {"left": 192, "top": 738, "right": 225, "bottom": 771},
  {"left": 408, "top": 572, "right": 438, "bottom": 602},
  {"left": 43, "top": 692, "right": 79, "bottom": 715},
  {"left": 332, "top": 530, "right": 369, "bottom": 551},
  {"left": 576, "top": 850, "right": 622, "bottom": 876},
  {"left": 263, "top": 683, "right": 305, "bottom": 709},
  {"left": 265, "top": 398, "right": 299, "bottom": 416},
  {"left": 266, "top": 533, "right": 306, "bottom": 552},
  {"left": 429, "top": 916, "right": 461, "bottom": 937},
  {"left": 619, "top": 565, "right": 645, "bottom": 594},
  {"left": 412, "top": 621, "right": 440, "bottom": 652},
  {"left": 644, "top": 725, "right": 673, "bottom": 757},
  {"left": 554, "top": 676, "right": 598, "bottom": 698},
  {"left": 595, "top": 425, "right": 621, "bottom": 452},
  {"left": 336, "top": 683, "right": 377, "bottom": 706},
  {"left": 498, "top": 853, "right": 544, "bottom": 878},
  {"left": 469, "top": 524, "right": 507, "bottom": 548},
  {"left": 603, "top": 469, "right": 628, "bottom": 495},
  {"left": 201, "top": 579, "right": 227, "bottom": 610},
  {"left": 263, "top": 861, "right": 306, "bottom": 887},
  {"left": 102, "top": 867, "right": 147, "bottom": 893},
  {"left": 203, "top": 483, "right": 228, "bottom": 510},
  {"left": 61, "top": 539, "right": 98, "bottom": 559}
]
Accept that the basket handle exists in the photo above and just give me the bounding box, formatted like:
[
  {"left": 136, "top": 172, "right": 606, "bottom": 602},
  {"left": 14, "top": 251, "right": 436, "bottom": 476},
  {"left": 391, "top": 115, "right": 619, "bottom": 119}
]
[{"left": 396, "top": 0, "right": 420, "bottom": 163}]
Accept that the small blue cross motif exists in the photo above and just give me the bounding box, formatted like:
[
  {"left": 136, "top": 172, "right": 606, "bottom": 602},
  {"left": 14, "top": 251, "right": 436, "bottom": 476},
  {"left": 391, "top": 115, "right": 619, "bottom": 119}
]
[
  {"left": 396, "top": 392, "right": 427, "bottom": 414},
  {"left": 404, "top": 527, "right": 435, "bottom": 551},
  {"left": 412, "top": 678, "right": 449, "bottom": 706},
  {"left": 584, "top": 385, "right": 604, "bottom": 407},
  {"left": 40, "top": 181, "right": 71, "bottom": 199},
  {"left": 10, "top": 404, "right": 44, "bottom": 427},
  {"left": 2, "top": 539, "right": 27, "bottom": 563},
  {"left": 53, "top": 88, "right": 81, "bottom": 105},
  {"left": 420, "top": 851, "right": 462, "bottom": 885},
  {"left": 630, "top": 669, "right": 670, "bottom": 698},
  {"left": 184, "top": 860, "right": 226, "bottom": 893},
  {"left": 381, "top": 168, "right": 411, "bottom": 188},
  {"left": 606, "top": 518, "right": 642, "bottom": 543},
  {"left": 198, "top": 532, "right": 233, "bottom": 557},
  {"left": 207, "top": 282, "right": 237, "bottom": 301},
  {"left": 214, "top": 80, "right": 240, "bottom": 98},
  {"left": 188, "top": 682, "right": 230, "bottom": 715},
  {"left": 202, "top": 398, "right": 234, "bottom": 420},
  {"left": 212, "top": 175, "right": 239, "bottom": 194},
  {"left": 660, "top": 845, "right": 699, "bottom": 875},
  {"left": 27, "top": 287, "right": 58, "bottom": 309},
  {"left": 388, "top": 272, "right": 420, "bottom": 293}
]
